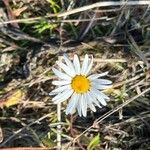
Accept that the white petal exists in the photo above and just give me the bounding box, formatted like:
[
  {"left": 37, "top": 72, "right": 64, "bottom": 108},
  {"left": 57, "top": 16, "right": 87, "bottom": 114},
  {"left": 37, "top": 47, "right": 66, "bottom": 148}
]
[
  {"left": 66, "top": 93, "right": 79, "bottom": 115},
  {"left": 56, "top": 61, "right": 75, "bottom": 77},
  {"left": 81, "top": 54, "right": 89, "bottom": 75},
  {"left": 73, "top": 54, "right": 80, "bottom": 74},
  {"left": 52, "top": 68, "right": 71, "bottom": 80},
  {"left": 81, "top": 94, "right": 87, "bottom": 117},
  {"left": 88, "top": 72, "right": 108, "bottom": 80},
  {"left": 91, "top": 87, "right": 109, "bottom": 100},
  {"left": 92, "top": 79, "right": 112, "bottom": 85},
  {"left": 63, "top": 54, "right": 76, "bottom": 73},
  {"left": 52, "top": 89, "right": 73, "bottom": 104},
  {"left": 85, "top": 93, "right": 96, "bottom": 112},
  {"left": 84, "top": 55, "right": 93, "bottom": 75},
  {"left": 92, "top": 82, "right": 112, "bottom": 89},
  {"left": 99, "top": 91, "right": 110, "bottom": 100},
  {"left": 52, "top": 80, "right": 71, "bottom": 86},
  {"left": 88, "top": 91, "right": 101, "bottom": 108},
  {"left": 77, "top": 95, "right": 82, "bottom": 116},
  {"left": 92, "top": 88, "right": 107, "bottom": 106},
  {"left": 50, "top": 85, "right": 71, "bottom": 93}
]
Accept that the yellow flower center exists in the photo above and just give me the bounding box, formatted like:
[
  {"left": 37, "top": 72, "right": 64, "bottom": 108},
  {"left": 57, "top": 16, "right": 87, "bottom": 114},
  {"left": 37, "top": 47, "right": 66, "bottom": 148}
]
[{"left": 71, "top": 75, "right": 90, "bottom": 94}]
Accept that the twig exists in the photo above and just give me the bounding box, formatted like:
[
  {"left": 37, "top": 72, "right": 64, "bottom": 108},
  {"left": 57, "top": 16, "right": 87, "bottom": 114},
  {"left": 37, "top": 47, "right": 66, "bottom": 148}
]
[
  {"left": 79, "top": 9, "right": 97, "bottom": 40},
  {"left": 126, "top": 30, "right": 149, "bottom": 67},
  {"left": 57, "top": 103, "right": 61, "bottom": 150},
  {"left": 112, "top": 72, "right": 145, "bottom": 88},
  {"left": 57, "top": 57, "right": 63, "bottom": 150},
  {"left": 0, "top": 148, "right": 52, "bottom": 150},
  {"left": 58, "top": 1, "right": 150, "bottom": 17},
  {"left": 110, "top": 2, "right": 126, "bottom": 35},
  {"left": 0, "top": 1, "right": 149, "bottom": 25},
  {"left": 92, "top": 58, "right": 127, "bottom": 63},
  {"left": 59, "top": 0, "right": 75, "bottom": 44},
  {"left": 59, "top": 55, "right": 127, "bottom": 63},
  {"left": 1, "top": 147, "right": 50, "bottom": 150}
]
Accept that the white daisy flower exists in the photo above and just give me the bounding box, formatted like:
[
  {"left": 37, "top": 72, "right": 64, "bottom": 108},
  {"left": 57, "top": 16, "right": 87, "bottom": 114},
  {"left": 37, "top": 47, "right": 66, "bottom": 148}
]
[{"left": 49, "top": 54, "right": 112, "bottom": 117}]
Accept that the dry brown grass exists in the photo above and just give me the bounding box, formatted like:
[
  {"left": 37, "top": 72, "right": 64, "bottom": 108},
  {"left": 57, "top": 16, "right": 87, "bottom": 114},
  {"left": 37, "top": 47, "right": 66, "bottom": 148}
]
[{"left": 0, "top": 0, "right": 150, "bottom": 149}]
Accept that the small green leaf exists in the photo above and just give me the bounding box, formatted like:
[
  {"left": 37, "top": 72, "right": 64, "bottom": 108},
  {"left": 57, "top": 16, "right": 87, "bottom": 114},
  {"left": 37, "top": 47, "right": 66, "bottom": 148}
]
[{"left": 87, "top": 134, "right": 100, "bottom": 150}]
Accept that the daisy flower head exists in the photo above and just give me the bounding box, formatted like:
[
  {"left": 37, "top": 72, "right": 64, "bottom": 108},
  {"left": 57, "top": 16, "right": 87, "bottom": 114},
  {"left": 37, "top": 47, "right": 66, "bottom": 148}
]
[{"left": 50, "top": 54, "right": 112, "bottom": 117}]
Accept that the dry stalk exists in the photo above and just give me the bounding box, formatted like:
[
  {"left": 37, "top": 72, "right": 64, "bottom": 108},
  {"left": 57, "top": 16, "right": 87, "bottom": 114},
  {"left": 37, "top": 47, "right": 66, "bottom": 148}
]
[{"left": 0, "top": 1, "right": 149, "bottom": 25}]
